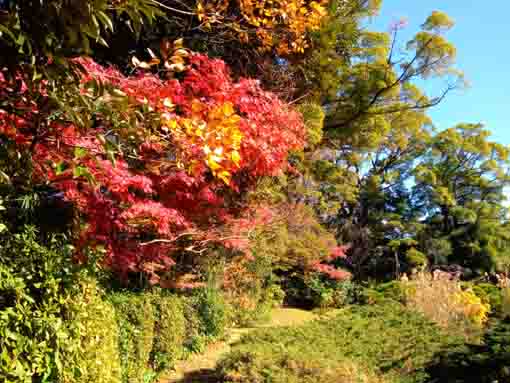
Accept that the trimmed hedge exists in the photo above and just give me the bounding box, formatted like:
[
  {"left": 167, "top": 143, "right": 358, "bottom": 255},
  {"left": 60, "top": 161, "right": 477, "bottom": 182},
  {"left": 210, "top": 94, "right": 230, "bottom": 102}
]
[
  {"left": 64, "top": 279, "right": 122, "bottom": 383},
  {"left": 182, "top": 296, "right": 208, "bottom": 354},
  {"left": 196, "top": 286, "right": 227, "bottom": 339},
  {"left": 0, "top": 228, "right": 123, "bottom": 383},
  {"left": 151, "top": 294, "right": 186, "bottom": 373},
  {"left": 0, "top": 227, "right": 228, "bottom": 382},
  {"left": 109, "top": 292, "right": 155, "bottom": 383}
]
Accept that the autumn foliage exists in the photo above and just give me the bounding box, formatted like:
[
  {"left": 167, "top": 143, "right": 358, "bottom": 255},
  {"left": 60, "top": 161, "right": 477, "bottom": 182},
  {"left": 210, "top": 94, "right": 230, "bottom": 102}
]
[
  {"left": 196, "top": 0, "right": 328, "bottom": 54},
  {"left": 0, "top": 53, "right": 305, "bottom": 283}
]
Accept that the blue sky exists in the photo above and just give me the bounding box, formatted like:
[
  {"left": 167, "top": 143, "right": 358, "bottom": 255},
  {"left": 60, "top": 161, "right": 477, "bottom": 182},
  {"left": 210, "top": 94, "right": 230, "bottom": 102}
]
[{"left": 368, "top": 1, "right": 510, "bottom": 145}]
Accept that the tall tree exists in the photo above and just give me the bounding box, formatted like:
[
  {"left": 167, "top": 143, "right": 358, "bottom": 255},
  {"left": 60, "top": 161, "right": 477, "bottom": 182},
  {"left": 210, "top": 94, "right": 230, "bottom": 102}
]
[
  {"left": 413, "top": 123, "right": 510, "bottom": 273},
  {"left": 315, "top": 7, "right": 463, "bottom": 139}
]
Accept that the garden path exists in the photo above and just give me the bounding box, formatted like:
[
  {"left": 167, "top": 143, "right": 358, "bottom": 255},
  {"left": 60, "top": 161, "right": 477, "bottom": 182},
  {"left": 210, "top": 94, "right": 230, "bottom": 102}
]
[{"left": 159, "top": 307, "right": 341, "bottom": 383}]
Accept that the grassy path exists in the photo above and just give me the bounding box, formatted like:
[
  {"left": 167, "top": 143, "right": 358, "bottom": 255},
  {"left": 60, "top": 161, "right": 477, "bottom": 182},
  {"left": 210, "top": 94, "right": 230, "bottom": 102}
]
[{"left": 159, "top": 308, "right": 335, "bottom": 383}]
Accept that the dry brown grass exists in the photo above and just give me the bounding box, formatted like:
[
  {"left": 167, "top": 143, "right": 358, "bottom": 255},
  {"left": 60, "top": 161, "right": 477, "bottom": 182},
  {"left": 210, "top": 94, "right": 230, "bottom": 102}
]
[{"left": 403, "top": 271, "right": 489, "bottom": 338}]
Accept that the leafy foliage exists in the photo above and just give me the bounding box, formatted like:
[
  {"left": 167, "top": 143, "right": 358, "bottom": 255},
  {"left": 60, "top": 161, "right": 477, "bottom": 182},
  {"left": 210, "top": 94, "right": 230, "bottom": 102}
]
[
  {"left": 150, "top": 293, "right": 186, "bottom": 373},
  {"left": 0, "top": 48, "right": 305, "bottom": 284},
  {"left": 0, "top": 228, "right": 80, "bottom": 381},
  {"left": 218, "top": 303, "right": 463, "bottom": 383},
  {"left": 249, "top": 203, "right": 350, "bottom": 306},
  {"left": 0, "top": 227, "right": 121, "bottom": 383},
  {"left": 196, "top": 0, "right": 328, "bottom": 55},
  {"left": 64, "top": 279, "right": 122, "bottom": 383},
  {"left": 109, "top": 292, "right": 155, "bottom": 383},
  {"left": 296, "top": 102, "right": 324, "bottom": 149},
  {"left": 0, "top": 0, "right": 161, "bottom": 71},
  {"left": 414, "top": 124, "right": 510, "bottom": 273}
]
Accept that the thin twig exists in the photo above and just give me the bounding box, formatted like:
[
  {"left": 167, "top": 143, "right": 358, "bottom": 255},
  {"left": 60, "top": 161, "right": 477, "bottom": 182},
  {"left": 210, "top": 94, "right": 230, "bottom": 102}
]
[{"left": 149, "top": 0, "right": 195, "bottom": 15}]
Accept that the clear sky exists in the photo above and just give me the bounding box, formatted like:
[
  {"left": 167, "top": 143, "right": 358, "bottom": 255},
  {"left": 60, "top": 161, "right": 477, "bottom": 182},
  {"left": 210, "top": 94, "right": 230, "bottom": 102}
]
[{"left": 368, "top": 1, "right": 510, "bottom": 145}]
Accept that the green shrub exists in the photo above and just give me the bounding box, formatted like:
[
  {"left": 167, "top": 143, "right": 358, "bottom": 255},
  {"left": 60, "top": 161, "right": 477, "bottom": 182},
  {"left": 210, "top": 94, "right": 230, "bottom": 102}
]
[
  {"left": 109, "top": 292, "right": 155, "bottom": 383},
  {"left": 220, "top": 352, "right": 387, "bottom": 383},
  {"left": 308, "top": 277, "right": 363, "bottom": 308},
  {"left": 471, "top": 283, "right": 503, "bottom": 316},
  {"left": 178, "top": 285, "right": 227, "bottom": 356},
  {"left": 63, "top": 279, "right": 122, "bottom": 383},
  {"left": 360, "top": 281, "right": 409, "bottom": 305},
  {"left": 0, "top": 227, "right": 82, "bottom": 382},
  {"left": 373, "top": 281, "right": 408, "bottom": 303},
  {"left": 182, "top": 297, "right": 208, "bottom": 354},
  {"left": 426, "top": 317, "right": 510, "bottom": 382},
  {"left": 150, "top": 294, "right": 185, "bottom": 373},
  {"left": 0, "top": 227, "right": 121, "bottom": 383},
  {"left": 196, "top": 286, "right": 227, "bottom": 339},
  {"left": 218, "top": 303, "right": 462, "bottom": 383}
]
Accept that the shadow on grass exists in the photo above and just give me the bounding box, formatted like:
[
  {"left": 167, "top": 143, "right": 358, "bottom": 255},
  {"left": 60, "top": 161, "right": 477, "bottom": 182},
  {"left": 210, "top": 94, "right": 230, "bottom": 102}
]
[
  {"left": 425, "top": 318, "right": 510, "bottom": 383},
  {"left": 171, "top": 368, "right": 223, "bottom": 383}
]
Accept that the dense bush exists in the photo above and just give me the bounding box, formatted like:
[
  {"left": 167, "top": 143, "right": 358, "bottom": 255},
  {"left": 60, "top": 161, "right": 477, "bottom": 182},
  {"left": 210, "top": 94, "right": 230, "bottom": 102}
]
[
  {"left": 307, "top": 277, "right": 364, "bottom": 308},
  {"left": 223, "top": 253, "right": 284, "bottom": 326},
  {"left": 177, "top": 285, "right": 229, "bottom": 356},
  {"left": 363, "top": 281, "right": 409, "bottom": 305},
  {"left": 195, "top": 286, "right": 227, "bottom": 339},
  {"left": 0, "top": 227, "right": 122, "bottom": 382},
  {"left": 470, "top": 283, "right": 504, "bottom": 317},
  {"left": 220, "top": 354, "right": 387, "bottom": 383},
  {"left": 0, "top": 226, "right": 229, "bottom": 382},
  {"left": 250, "top": 203, "right": 350, "bottom": 307},
  {"left": 0, "top": 227, "right": 85, "bottom": 382},
  {"left": 63, "top": 279, "right": 122, "bottom": 383},
  {"left": 182, "top": 297, "right": 209, "bottom": 354},
  {"left": 109, "top": 292, "right": 155, "bottom": 383},
  {"left": 218, "top": 303, "right": 463, "bottom": 383},
  {"left": 150, "top": 293, "right": 186, "bottom": 373}
]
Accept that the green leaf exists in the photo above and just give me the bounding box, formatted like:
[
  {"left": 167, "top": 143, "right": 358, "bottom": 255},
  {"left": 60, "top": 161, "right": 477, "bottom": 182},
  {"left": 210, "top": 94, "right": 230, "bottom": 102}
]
[
  {"left": 74, "top": 147, "right": 88, "bottom": 159},
  {"left": 96, "top": 10, "right": 114, "bottom": 32},
  {"left": 55, "top": 162, "right": 68, "bottom": 175},
  {"left": 97, "top": 36, "right": 109, "bottom": 47},
  {"left": 0, "top": 25, "right": 16, "bottom": 42},
  {"left": 73, "top": 166, "right": 95, "bottom": 184},
  {"left": 0, "top": 170, "right": 10, "bottom": 184}
]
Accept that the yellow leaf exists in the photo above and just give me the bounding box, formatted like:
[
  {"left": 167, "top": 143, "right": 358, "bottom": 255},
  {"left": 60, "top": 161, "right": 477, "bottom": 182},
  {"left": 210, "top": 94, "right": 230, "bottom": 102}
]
[
  {"left": 206, "top": 157, "right": 222, "bottom": 171},
  {"left": 169, "top": 63, "right": 187, "bottom": 72},
  {"left": 231, "top": 151, "right": 241, "bottom": 165},
  {"left": 222, "top": 102, "right": 235, "bottom": 116},
  {"left": 218, "top": 171, "right": 231, "bottom": 184},
  {"left": 174, "top": 48, "right": 190, "bottom": 58},
  {"left": 174, "top": 38, "right": 184, "bottom": 49},
  {"left": 166, "top": 119, "right": 177, "bottom": 130}
]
